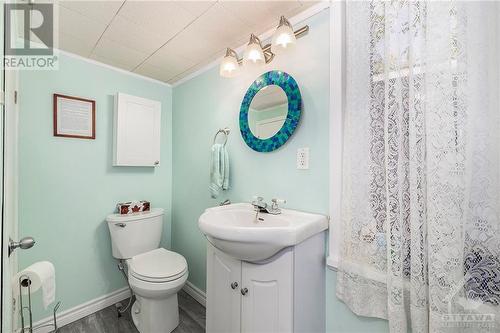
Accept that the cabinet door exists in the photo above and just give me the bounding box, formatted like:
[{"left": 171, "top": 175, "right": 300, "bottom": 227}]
[
  {"left": 113, "top": 92, "right": 161, "bottom": 166},
  {"left": 241, "top": 249, "right": 293, "bottom": 333},
  {"left": 206, "top": 244, "right": 242, "bottom": 333}
]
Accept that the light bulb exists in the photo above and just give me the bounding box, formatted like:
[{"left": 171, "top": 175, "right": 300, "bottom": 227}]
[
  {"left": 243, "top": 34, "right": 265, "bottom": 67},
  {"left": 219, "top": 48, "right": 240, "bottom": 78},
  {"left": 271, "top": 16, "right": 296, "bottom": 54}
]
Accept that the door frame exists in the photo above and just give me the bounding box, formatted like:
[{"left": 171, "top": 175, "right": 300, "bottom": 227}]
[
  {"left": 1, "top": 46, "right": 20, "bottom": 333},
  {"left": 2, "top": 2, "right": 22, "bottom": 330},
  {"left": 1, "top": 0, "right": 5, "bottom": 329}
]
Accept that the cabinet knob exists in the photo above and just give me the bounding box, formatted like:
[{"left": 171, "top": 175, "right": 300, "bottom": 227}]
[
  {"left": 240, "top": 288, "right": 248, "bottom": 295},
  {"left": 154, "top": 161, "right": 159, "bottom": 166},
  {"left": 230, "top": 282, "right": 238, "bottom": 290}
]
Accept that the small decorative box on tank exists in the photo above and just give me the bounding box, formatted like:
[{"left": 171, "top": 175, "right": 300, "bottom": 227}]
[{"left": 116, "top": 200, "right": 151, "bottom": 214}]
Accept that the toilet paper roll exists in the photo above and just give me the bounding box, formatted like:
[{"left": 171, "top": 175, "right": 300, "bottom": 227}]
[{"left": 14, "top": 261, "right": 55, "bottom": 309}]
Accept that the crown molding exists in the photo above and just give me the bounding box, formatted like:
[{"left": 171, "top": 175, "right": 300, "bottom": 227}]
[{"left": 57, "top": 49, "right": 172, "bottom": 88}]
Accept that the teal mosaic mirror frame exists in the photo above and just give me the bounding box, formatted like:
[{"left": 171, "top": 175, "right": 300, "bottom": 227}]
[{"left": 239, "top": 70, "right": 302, "bottom": 152}]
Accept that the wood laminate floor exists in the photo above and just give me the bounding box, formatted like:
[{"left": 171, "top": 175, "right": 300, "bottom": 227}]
[{"left": 57, "top": 290, "right": 205, "bottom": 333}]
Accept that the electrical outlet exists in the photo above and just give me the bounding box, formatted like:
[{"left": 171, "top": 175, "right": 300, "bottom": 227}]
[{"left": 297, "top": 148, "right": 309, "bottom": 169}]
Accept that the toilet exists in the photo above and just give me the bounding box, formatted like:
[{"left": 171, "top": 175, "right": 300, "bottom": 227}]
[{"left": 106, "top": 208, "right": 188, "bottom": 333}]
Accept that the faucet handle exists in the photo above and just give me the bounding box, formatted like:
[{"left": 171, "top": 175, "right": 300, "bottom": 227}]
[
  {"left": 271, "top": 198, "right": 286, "bottom": 205},
  {"left": 252, "top": 196, "right": 264, "bottom": 203},
  {"left": 270, "top": 198, "right": 286, "bottom": 214},
  {"left": 251, "top": 196, "right": 267, "bottom": 211}
]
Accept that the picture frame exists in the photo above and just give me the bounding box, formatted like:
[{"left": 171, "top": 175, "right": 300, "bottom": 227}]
[{"left": 53, "top": 93, "right": 96, "bottom": 139}]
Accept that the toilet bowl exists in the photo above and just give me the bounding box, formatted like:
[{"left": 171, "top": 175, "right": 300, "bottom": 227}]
[
  {"left": 106, "top": 209, "right": 188, "bottom": 333},
  {"left": 127, "top": 248, "right": 188, "bottom": 333}
]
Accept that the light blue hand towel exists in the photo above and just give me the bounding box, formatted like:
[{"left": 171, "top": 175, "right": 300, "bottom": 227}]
[{"left": 210, "top": 144, "right": 229, "bottom": 198}]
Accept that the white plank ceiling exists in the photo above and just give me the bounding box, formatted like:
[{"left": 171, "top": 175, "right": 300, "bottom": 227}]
[{"left": 53, "top": 0, "right": 319, "bottom": 84}]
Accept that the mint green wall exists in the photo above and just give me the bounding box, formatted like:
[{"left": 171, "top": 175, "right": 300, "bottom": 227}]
[
  {"left": 172, "top": 9, "right": 388, "bottom": 333},
  {"left": 18, "top": 53, "right": 172, "bottom": 321}
]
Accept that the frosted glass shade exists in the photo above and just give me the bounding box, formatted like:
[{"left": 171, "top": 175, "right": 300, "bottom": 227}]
[
  {"left": 272, "top": 24, "right": 296, "bottom": 54},
  {"left": 243, "top": 37, "right": 265, "bottom": 67},
  {"left": 219, "top": 52, "right": 240, "bottom": 78}
]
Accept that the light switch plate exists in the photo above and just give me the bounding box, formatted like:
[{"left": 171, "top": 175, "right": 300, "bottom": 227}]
[{"left": 297, "top": 148, "right": 309, "bottom": 169}]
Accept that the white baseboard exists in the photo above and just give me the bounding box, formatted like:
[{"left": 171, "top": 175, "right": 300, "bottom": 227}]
[
  {"left": 31, "top": 287, "right": 131, "bottom": 333},
  {"left": 25, "top": 282, "right": 203, "bottom": 333},
  {"left": 182, "top": 281, "right": 206, "bottom": 307}
]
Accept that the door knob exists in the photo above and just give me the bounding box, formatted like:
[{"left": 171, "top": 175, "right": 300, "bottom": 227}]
[
  {"left": 241, "top": 287, "right": 248, "bottom": 295},
  {"left": 231, "top": 282, "right": 238, "bottom": 289},
  {"left": 8, "top": 237, "right": 35, "bottom": 256}
]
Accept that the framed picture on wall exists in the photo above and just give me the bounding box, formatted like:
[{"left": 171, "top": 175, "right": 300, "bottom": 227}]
[{"left": 53, "top": 93, "right": 96, "bottom": 139}]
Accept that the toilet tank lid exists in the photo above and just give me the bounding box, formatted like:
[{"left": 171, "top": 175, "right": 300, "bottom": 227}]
[{"left": 106, "top": 208, "right": 164, "bottom": 223}]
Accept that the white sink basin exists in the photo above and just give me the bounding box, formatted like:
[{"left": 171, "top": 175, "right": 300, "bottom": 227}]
[{"left": 198, "top": 203, "right": 328, "bottom": 261}]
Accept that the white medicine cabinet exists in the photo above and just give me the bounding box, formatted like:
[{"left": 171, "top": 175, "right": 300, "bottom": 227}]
[{"left": 113, "top": 92, "right": 161, "bottom": 167}]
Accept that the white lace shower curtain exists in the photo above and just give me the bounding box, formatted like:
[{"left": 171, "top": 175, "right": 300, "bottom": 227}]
[{"left": 337, "top": 1, "right": 500, "bottom": 332}]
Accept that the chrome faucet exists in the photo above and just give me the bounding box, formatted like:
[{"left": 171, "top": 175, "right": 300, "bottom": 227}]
[
  {"left": 251, "top": 196, "right": 286, "bottom": 215},
  {"left": 251, "top": 196, "right": 268, "bottom": 212}
]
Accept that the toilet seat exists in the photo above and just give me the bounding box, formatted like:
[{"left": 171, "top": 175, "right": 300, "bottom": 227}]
[{"left": 128, "top": 248, "right": 187, "bottom": 283}]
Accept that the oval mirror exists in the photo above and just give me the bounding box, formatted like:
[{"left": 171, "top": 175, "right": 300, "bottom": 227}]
[
  {"left": 248, "top": 85, "right": 288, "bottom": 140},
  {"left": 239, "top": 71, "right": 301, "bottom": 152}
]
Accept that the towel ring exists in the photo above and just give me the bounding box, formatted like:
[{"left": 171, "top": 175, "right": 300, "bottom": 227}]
[{"left": 213, "top": 128, "right": 230, "bottom": 146}]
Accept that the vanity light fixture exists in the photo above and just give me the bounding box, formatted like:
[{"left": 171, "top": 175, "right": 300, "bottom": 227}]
[
  {"left": 220, "top": 48, "right": 241, "bottom": 78},
  {"left": 219, "top": 16, "right": 309, "bottom": 78},
  {"left": 243, "top": 34, "right": 268, "bottom": 67},
  {"left": 271, "top": 16, "right": 297, "bottom": 53}
]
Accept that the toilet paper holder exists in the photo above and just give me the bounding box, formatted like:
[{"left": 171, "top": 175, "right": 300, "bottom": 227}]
[{"left": 18, "top": 275, "right": 60, "bottom": 333}]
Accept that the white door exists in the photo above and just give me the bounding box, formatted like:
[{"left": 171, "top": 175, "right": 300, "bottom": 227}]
[
  {"left": 206, "top": 244, "right": 242, "bottom": 333},
  {"left": 241, "top": 250, "right": 294, "bottom": 333},
  {"left": 2, "top": 58, "right": 20, "bottom": 332}
]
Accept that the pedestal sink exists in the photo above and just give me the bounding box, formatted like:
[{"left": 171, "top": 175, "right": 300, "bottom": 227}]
[{"left": 198, "top": 203, "right": 328, "bottom": 261}]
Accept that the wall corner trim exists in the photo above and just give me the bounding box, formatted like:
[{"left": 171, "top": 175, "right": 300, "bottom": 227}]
[
  {"left": 30, "top": 287, "right": 131, "bottom": 333},
  {"left": 183, "top": 281, "right": 206, "bottom": 308},
  {"left": 326, "top": 256, "right": 339, "bottom": 271},
  {"left": 328, "top": 0, "right": 345, "bottom": 271}
]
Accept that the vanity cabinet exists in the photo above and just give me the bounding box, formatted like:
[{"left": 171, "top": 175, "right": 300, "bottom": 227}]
[
  {"left": 206, "top": 232, "right": 325, "bottom": 333},
  {"left": 241, "top": 250, "right": 293, "bottom": 333},
  {"left": 206, "top": 247, "right": 241, "bottom": 332}
]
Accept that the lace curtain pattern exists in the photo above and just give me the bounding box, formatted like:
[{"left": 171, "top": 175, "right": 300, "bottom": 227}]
[{"left": 337, "top": 1, "right": 500, "bottom": 332}]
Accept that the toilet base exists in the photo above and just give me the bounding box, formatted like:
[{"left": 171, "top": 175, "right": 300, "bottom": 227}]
[{"left": 131, "top": 294, "right": 180, "bottom": 333}]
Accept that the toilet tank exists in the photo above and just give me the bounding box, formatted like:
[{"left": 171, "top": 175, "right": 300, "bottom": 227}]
[{"left": 106, "top": 208, "right": 164, "bottom": 259}]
